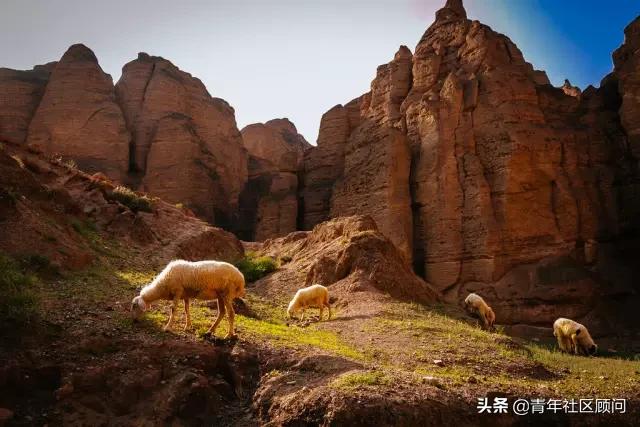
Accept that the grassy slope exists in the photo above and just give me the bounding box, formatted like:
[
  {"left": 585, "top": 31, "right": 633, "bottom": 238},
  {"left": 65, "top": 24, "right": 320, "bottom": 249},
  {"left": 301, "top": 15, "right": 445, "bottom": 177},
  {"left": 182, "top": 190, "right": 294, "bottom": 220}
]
[
  {"left": 7, "top": 227, "right": 640, "bottom": 417},
  {"left": 113, "top": 267, "right": 640, "bottom": 400}
]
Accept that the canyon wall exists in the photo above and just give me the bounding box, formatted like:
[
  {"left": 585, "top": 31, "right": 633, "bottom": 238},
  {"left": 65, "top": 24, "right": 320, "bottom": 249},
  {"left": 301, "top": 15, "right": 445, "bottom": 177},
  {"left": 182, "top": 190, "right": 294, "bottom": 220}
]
[{"left": 298, "top": 0, "right": 640, "bottom": 329}]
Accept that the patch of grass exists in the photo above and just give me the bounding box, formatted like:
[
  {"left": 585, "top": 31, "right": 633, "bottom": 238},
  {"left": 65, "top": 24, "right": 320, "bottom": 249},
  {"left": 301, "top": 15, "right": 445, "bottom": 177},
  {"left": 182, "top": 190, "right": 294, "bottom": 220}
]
[
  {"left": 331, "top": 370, "right": 391, "bottom": 390},
  {"left": 139, "top": 296, "right": 366, "bottom": 361},
  {"left": 62, "top": 158, "right": 77, "bottom": 170},
  {"left": 109, "top": 186, "right": 152, "bottom": 213},
  {"left": 235, "top": 251, "right": 277, "bottom": 282},
  {"left": 524, "top": 344, "right": 640, "bottom": 397},
  {"left": 69, "top": 218, "right": 118, "bottom": 257},
  {"left": 0, "top": 254, "right": 38, "bottom": 328},
  {"left": 116, "top": 270, "right": 156, "bottom": 290},
  {"left": 19, "top": 253, "right": 58, "bottom": 275},
  {"left": 238, "top": 316, "right": 366, "bottom": 360}
]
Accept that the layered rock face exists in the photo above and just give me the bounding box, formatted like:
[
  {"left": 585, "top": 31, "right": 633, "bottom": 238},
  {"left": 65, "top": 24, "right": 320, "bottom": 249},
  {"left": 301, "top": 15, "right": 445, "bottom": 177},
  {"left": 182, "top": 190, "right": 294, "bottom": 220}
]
[
  {"left": 613, "top": 16, "right": 640, "bottom": 160},
  {"left": 26, "top": 45, "right": 130, "bottom": 181},
  {"left": 299, "top": 0, "right": 640, "bottom": 327},
  {"left": 254, "top": 215, "right": 439, "bottom": 307},
  {"left": 0, "top": 47, "right": 248, "bottom": 230},
  {"left": 115, "top": 53, "right": 248, "bottom": 226},
  {"left": 237, "top": 119, "right": 310, "bottom": 241},
  {"left": 0, "top": 63, "right": 54, "bottom": 145}
]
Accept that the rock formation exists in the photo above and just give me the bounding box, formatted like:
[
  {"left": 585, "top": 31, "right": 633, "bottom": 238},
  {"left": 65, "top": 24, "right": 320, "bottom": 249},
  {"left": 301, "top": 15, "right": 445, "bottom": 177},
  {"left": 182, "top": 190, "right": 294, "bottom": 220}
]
[
  {"left": 0, "top": 47, "right": 248, "bottom": 230},
  {"left": 299, "top": 0, "right": 640, "bottom": 328},
  {"left": 0, "top": 63, "right": 54, "bottom": 145},
  {"left": 237, "top": 119, "right": 310, "bottom": 241},
  {"left": 613, "top": 16, "right": 640, "bottom": 160},
  {"left": 26, "top": 45, "right": 130, "bottom": 182},
  {"left": 253, "top": 215, "right": 439, "bottom": 307},
  {"left": 115, "top": 53, "right": 248, "bottom": 227}
]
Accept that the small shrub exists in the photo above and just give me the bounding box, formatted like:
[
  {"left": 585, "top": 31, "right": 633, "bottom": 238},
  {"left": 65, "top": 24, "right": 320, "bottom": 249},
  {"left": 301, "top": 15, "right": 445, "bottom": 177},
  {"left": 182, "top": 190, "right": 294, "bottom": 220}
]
[
  {"left": 19, "top": 254, "right": 59, "bottom": 276},
  {"left": 0, "top": 254, "right": 38, "bottom": 328},
  {"left": 109, "top": 186, "right": 152, "bottom": 212},
  {"left": 235, "top": 252, "right": 277, "bottom": 282},
  {"left": 62, "top": 158, "right": 77, "bottom": 169}
]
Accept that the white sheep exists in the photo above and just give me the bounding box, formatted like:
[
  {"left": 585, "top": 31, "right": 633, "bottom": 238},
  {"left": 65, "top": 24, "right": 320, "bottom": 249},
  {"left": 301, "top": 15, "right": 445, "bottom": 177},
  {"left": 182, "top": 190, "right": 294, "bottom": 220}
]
[
  {"left": 287, "top": 284, "right": 331, "bottom": 321},
  {"left": 464, "top": 293, "right": 496, "bottom": 331},
  {"left": 130, "top": 259, "right": 246, "bottom": 338},
  {"left": 553, "top": 318, "right": 598, "bottom": 356}
]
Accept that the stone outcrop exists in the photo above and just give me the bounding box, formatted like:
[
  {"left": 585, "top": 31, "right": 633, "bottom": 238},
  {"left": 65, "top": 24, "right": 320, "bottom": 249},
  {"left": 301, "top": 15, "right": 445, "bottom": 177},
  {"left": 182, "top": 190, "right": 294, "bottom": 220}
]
[
  {"left": 1, "top": 47, "right": 248, "bottom": 230},
  {"left": 254, "top": 215, "right": 439, "bottom": 307},
  {"left": 298, "top": 0, "right": 640, "bottom": 327},
  {"left": 0, "top": 63, "right": 54, "bottom": 144},
  {"left": 26, "top": 45, "right": 130, "bottom": 181},
  {"left": 115, "top": 53, "right": 248, "bottom": 227},
  {"left": 237, "top": 119, "right": 309, "bottom": 241},
  {"left": 613, "top": 16, "right": 640, "bottom": 160}
]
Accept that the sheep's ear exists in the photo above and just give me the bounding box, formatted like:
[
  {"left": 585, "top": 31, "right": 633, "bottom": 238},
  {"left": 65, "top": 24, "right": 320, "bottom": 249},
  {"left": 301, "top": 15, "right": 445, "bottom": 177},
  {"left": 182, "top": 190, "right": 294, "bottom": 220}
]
[{"left": 575, "top": 328, "right": 581, "bottom": 335}]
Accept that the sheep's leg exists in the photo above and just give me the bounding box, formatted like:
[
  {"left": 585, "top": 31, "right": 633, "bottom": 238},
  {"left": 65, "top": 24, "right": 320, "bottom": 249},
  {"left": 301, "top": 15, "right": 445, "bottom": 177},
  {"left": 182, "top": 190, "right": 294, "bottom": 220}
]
[
  {"left": 300, "top": 308, "right": 305, "bottom": 321},
  {"left": 164, "top": 296, "right": 179, "bottom": 331},
  {"left": 183, "top": 298, "right": 192, "bottom": 330},
  {"left": 224, "top": 298, "right": 236, "bottom": 339},
  {"left": 571, "top": 335, "right": 580, "bottom": 355},
  {"left": 326, "top": 303, "right": 332, "bottom": 320},
  {"left": 207, "top": 296, "right": 226, "bottom": 336},
  {"left": 319, "top": 306, "right": 324, "bottom": 321}
]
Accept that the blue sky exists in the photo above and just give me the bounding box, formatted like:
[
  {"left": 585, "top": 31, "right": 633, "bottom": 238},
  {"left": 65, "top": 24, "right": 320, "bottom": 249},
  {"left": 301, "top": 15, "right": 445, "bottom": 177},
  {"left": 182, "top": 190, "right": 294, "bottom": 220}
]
[{"left": 1, "top": 0, "right": 638, "bottom": 143}]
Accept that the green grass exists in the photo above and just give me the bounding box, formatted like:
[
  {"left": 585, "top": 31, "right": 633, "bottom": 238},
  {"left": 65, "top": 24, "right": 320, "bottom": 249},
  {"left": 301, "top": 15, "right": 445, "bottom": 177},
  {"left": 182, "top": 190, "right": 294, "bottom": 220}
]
[
  {"left": 331, "top": 370, "right": 391, "bottom": 390},
  {"left": 0, "top": 253, "right": 38, "bottom": 328},
  {"left": 138, "top": 292, "right": 367, "bottom": 361},
  {"left": 116, "top": 270, "right": 156, "bottom": 290},
  {"left": 235, "top": 251, "right": 277, "bottom": 282},
  {"left": 108, "top": 185, "right": 152, "bottom": 213}
]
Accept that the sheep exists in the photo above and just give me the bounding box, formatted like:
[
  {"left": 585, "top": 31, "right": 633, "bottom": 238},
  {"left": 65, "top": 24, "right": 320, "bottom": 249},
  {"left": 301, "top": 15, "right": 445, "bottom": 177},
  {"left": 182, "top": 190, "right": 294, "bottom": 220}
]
[
  {"left": 553, "top": 317, "right": 598, "bottom": 356},
  {"left": 130, "top": 259, "right": 246, "bottom": 338},
  {"left": 464, "top": 293, "right": 496, "bottom": 331},
  {"left": 287, "top": 284, "right": 331, "bottom": 321}
]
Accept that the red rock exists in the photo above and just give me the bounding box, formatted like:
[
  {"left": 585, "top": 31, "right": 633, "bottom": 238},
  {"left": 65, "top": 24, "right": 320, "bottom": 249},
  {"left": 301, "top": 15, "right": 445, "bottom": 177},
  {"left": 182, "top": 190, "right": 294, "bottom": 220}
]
[
  {"left": 238, "top": 119, "right": 310, "bottom": 240},
  {"left": 0, "top": 63, "right": 54, "bottom": 144},
  {"left": 0, "top": 408, "right": 13, "bottom": 425},
  {"left": 255, "top": 215, "right": 439, "bottom": 306},
  {"left": 298, "top": 0, "right": 640, "bottom": 327},
  {"left": 613, "top": 16, "right": 640, "bottom": 159},
  {"left": 115, "top": 53, "right": 248, "bottom": 227},
  {"left": 26, "top": 44, "right": 130, "bottom": 182}
]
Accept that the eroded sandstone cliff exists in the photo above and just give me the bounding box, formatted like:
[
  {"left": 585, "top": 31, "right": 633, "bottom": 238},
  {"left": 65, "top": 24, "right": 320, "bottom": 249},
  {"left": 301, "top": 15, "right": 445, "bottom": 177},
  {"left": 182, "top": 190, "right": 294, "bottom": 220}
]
[
  {"left": 299, "top": 0, "right": 640, "bottom": 329},
  {"left": 237, "top": 119, "right": 310, "bottom": 241}
]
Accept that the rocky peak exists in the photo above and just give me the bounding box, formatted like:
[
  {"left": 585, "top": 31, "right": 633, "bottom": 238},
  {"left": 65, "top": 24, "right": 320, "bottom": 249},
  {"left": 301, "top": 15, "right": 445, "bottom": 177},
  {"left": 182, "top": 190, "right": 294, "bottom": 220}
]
[
  {"left": 61, "top": 44, "right": 100, "bottom": 63},
  {"left": 561, "top": 79, "right": 581, "bottom": 97},
  {"left": 435, "top": 0, "right": 467, "bottom": 23}
]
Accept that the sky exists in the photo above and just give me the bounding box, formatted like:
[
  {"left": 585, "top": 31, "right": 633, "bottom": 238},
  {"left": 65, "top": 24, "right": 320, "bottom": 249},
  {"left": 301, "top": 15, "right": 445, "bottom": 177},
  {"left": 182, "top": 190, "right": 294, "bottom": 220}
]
[{"left": 1, "top": 0, "right": 639, "bottom": 144}]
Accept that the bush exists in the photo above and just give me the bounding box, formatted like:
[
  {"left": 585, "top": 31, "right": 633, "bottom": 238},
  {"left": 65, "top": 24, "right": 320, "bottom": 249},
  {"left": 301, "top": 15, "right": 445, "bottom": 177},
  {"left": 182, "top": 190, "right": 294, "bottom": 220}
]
[
  {"left": 235, "top": 252, "right": 277, "bottom": 283},
  {"left": 109, "top": 186, "right": 152, "bottom": 212},
  {"left": 0, "top": 254, "right": 38, "bottom": 328}
]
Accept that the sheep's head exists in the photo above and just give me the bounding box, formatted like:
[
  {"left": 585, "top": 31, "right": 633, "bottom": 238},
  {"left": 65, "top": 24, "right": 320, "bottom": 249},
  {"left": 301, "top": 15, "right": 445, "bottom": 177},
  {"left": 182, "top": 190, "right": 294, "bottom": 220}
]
[
  {"left": 130, "top": 296, "right": 147, "bottom": 321},
  {"left": 287, "top": 300, "right": 297, "bottom": 319},
  {"left": 575, "top": 328, "right": 598, "bottom": 356}
]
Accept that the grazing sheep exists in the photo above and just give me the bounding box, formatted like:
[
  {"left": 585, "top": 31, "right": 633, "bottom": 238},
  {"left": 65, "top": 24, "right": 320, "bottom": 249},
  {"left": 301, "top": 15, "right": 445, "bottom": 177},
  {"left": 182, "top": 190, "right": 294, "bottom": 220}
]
[
  {"left": 287, "top": 284, "right": 331, "bottom": 321},
  {"left": 553, "top": 318, "right": 598, "bottom": 356},
  {"left": 130, "top": 259, "right": 246, "bottom": 338},
  {"left": 464, "top": 293, "right": 496, "bottom": 331}
]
